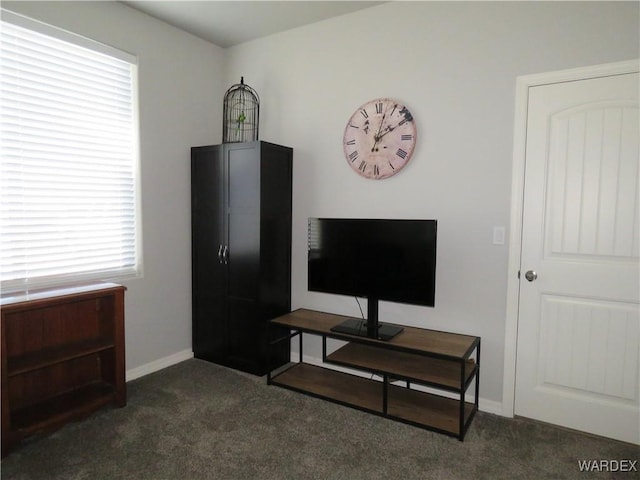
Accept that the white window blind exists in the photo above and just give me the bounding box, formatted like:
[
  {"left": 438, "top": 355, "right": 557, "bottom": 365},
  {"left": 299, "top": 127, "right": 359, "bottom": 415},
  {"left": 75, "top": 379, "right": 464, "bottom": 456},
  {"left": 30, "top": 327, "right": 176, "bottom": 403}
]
[{"left": 1, "top": 11, "right": 141, "bottom": 292}]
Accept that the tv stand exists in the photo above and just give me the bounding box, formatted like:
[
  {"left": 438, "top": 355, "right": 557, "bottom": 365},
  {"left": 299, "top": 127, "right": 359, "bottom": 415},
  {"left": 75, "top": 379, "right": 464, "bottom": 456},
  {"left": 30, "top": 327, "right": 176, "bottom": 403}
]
[
  {"left": 330, "top": 318, "right": 403, "bottom": 341},
  {"left": 268, "top": 308, "right": 480, "bottom": 441}
]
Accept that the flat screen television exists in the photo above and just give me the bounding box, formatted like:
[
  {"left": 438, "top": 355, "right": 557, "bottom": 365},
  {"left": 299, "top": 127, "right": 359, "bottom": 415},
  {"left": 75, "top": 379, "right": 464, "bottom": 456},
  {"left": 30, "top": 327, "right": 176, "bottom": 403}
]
[{"left": 308, "top": 218, "right": 437, "bottom": 340}]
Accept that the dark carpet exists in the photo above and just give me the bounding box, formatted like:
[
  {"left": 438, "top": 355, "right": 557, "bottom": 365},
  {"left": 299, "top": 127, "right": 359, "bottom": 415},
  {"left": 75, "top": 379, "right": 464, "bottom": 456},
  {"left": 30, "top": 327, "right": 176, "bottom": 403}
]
[{"left": 1, "top": 359, "right": 638, "bottom": 479}]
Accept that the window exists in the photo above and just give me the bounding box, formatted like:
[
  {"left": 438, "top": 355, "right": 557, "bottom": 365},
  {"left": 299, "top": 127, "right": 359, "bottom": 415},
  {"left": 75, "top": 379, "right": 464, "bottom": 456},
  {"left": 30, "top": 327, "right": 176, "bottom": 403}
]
[{"left": 1, "top": 10, "right": 141, "bottom": 292}]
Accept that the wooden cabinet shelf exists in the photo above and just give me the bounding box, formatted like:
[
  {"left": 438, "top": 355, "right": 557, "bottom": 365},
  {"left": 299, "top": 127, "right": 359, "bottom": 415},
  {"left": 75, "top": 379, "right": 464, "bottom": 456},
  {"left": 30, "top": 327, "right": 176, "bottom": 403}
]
[
  {"left": 7, "top": 338, "right": 116, "bottom": 377},
  {"left": 1, "top": 283, "right": 126, "bottom": 456},
  {"left": 10, "top": 381, "right": 116, "bottom": 433},
  {"left": 268, "top": 309, "right": 480, "bottom": 440}
]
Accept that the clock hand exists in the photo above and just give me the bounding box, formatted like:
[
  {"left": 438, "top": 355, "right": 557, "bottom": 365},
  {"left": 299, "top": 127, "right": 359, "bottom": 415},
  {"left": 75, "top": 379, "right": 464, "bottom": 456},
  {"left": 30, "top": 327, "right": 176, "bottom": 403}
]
[
  {"left": 375, "top": 113, "right": 386, "bottom": 138},
  {"left": 371, "top": 113, "right": 387, "bottom": 152},
  {"left": 376, "top": 124, "right": 396, "bottom": 140}
]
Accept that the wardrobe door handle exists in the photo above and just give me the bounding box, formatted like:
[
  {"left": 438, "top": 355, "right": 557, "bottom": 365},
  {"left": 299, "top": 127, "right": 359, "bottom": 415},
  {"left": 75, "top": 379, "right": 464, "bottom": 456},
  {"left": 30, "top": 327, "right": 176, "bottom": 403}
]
[
  {"left": 223, "top": 245, "right": 229, "bottom": 264},
  {"left": 217, "top": 244, "right": 224, "bottom": 264}
]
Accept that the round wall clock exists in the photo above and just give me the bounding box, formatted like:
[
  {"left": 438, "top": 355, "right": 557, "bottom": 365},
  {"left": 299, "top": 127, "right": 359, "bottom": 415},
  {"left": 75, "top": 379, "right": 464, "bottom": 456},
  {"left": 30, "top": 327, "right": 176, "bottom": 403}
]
[{"left": 342, "top": 98, "right": 417, "bottom": 179}]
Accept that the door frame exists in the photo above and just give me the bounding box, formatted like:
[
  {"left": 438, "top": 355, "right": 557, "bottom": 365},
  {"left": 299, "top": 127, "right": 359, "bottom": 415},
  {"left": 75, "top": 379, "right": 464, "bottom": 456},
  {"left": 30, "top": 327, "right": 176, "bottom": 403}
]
[{"left": 501, "top": 59, "right": 640, "bottom": 417}]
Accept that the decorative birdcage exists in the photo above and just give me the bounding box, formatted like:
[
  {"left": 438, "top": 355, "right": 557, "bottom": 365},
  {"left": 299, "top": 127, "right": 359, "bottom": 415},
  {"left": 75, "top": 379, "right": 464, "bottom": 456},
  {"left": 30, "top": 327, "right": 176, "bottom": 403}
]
[{"left": 222, "top": 77, "right": 259, "bottom": 143}]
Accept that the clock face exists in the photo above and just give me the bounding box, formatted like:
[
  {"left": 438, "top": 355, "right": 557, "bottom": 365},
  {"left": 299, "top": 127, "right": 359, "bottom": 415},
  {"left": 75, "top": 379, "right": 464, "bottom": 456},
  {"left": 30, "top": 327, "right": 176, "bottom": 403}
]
[{"left": 343, "top": 98, "right": 417, "bottom": 179}]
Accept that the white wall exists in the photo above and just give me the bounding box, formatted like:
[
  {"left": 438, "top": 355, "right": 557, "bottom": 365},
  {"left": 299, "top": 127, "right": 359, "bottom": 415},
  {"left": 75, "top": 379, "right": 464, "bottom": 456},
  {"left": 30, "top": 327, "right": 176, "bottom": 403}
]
[
  {"left": 224, "top": 1, "right": 639, "bottom": 408},
  {"left": 2, "top": 1, "right": 226, "bottom": 375},
  {"left": 3, "top": 0, "right": 638, "bottom": 410}
]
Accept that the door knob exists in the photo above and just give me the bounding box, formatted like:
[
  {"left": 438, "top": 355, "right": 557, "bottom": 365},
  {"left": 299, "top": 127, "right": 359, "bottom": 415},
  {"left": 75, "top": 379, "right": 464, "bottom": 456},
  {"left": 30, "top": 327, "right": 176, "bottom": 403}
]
[{"left": 524, "top": 270, "right": 537, "bottom": 282}]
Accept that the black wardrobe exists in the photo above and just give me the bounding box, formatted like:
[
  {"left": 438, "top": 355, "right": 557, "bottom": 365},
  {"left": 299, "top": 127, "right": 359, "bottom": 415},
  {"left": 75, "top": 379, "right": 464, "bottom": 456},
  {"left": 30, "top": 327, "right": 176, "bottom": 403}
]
[{"left": 191, "top": 141, "right": 292, "bottom": 375}]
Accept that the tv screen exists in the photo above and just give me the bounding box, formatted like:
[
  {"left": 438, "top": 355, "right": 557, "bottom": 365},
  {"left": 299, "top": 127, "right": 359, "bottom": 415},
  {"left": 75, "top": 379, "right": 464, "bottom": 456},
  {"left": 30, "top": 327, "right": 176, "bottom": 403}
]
[{"left": 308, "top": 218, "right": 437, "bottom": 340}]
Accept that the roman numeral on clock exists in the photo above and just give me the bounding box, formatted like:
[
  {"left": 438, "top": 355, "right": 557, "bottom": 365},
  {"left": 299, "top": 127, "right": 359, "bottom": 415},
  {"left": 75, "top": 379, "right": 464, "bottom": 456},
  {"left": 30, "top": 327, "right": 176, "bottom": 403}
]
[
  {"left": 358, "top": 160, "right": 367, "bottom": 171},
  {"left": 375, "top": 103, "right": 383, "bottom": 114},
  {"left": 396, "top": 148, "right": 408, "bottom": 159},
  {"left": 349, "top": 151, "right": 359, "bottom": 162},
  {"left": 360, "top": 109, "right": 368, "bottom": 119},
  {"left": 345, "top": 139, "right": 356, "bottom": 145},
  {"left": 373, "top": 164, "right": 380, "bottom": 176},
  {"left": 401, "top": 134, "right": 413, "bottom": 141}
]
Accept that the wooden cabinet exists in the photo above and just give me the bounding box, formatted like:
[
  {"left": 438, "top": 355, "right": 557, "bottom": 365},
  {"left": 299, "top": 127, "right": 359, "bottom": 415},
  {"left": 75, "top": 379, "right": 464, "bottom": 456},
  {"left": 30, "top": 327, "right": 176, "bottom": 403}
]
[
  {"left": 268, "top": 309, "right": 480, "bottom": 440},
  {"left": 1, "top": 283, "right": 126, "bottom": 456},
  {"left": 191, "top": 141, "right": 292, "bottom": 375}
]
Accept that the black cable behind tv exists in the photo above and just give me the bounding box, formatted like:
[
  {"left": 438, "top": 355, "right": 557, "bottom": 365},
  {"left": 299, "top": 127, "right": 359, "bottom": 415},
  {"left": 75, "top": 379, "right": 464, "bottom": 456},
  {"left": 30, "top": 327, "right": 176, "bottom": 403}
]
[{"left": 329, "top": 297, "right": 404, "bottom": 341}]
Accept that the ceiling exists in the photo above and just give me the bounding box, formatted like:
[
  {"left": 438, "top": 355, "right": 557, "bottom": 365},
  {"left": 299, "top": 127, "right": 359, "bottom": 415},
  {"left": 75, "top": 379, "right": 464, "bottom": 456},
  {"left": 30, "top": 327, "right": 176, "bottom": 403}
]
[{"left": 122, "top": 1, "right": 385, "bottom": 48}]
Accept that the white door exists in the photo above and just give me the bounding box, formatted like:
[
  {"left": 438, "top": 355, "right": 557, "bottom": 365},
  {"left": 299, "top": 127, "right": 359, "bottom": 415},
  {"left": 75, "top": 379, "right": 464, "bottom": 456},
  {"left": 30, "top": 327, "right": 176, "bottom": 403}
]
[{"left": 515, "top": 72, "right": 640, "bottom": 444}]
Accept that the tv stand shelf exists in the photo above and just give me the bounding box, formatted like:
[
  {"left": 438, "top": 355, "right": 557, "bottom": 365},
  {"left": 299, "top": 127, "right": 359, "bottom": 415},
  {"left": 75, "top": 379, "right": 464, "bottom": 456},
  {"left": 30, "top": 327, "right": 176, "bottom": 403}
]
[{"left": 267, "top": 309, "right": 480, "bottom": 440}]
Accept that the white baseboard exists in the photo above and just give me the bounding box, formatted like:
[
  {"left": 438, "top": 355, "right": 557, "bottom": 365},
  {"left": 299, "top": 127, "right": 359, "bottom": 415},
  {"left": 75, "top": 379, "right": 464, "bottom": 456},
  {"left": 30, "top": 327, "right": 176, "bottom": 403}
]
[
  {"left": 126, "top": 349, "right": 194, "bottom": 382},
  {"left": 479, "top": 397, "right": 503, "bottom": 416},
  {"left": 292, "top": 353, "right": 504, "bottom": 416}
]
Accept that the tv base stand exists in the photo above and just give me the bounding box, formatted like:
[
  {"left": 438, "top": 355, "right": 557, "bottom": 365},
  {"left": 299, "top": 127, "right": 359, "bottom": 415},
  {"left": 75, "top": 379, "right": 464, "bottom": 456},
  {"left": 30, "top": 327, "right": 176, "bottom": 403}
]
[
  {"left": 330, "top": 318, "right": 403, "bottom": 341},
  {"left": 267, "top": 309, "right": 480, "bottom": 441}
]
